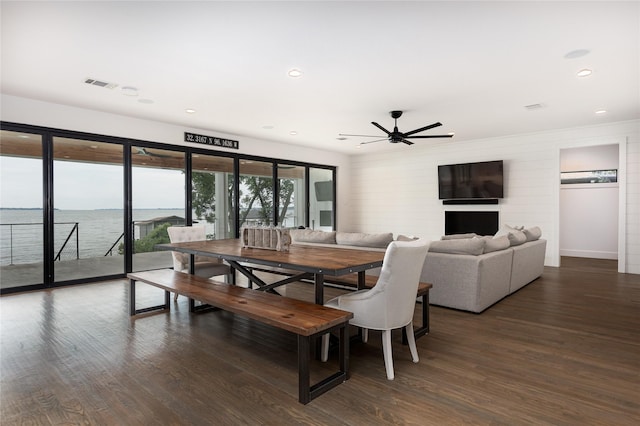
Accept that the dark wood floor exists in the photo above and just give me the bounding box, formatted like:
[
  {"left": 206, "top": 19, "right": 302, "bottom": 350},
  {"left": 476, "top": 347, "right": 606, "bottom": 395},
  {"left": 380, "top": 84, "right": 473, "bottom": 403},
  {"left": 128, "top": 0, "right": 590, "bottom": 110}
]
[{"left": 1, "top": 257, "right": 638, "bottom": 425}]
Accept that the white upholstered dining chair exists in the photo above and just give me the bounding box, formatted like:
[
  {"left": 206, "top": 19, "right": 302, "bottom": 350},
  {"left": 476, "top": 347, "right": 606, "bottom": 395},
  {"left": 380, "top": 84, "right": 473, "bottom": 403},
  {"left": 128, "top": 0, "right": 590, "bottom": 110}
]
[
  {"left": 167, "top": 226, "right": 232, "bottom": 300},
  {"left": 321, "top": 239, "right": 430, "bottom": 380}
]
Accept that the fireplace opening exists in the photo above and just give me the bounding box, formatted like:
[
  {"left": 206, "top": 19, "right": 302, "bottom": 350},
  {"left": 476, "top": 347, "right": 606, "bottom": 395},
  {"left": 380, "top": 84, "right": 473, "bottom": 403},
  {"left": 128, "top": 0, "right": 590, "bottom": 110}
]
[{"left": 445, "top": 211, "right": 499, "bottom": 236}]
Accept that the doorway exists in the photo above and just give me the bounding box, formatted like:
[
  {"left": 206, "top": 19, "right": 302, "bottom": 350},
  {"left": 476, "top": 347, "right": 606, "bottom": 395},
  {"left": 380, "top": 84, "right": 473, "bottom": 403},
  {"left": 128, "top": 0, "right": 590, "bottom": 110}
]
[{"left": 559, "top": 144, "right": 620, "bottom": 268}]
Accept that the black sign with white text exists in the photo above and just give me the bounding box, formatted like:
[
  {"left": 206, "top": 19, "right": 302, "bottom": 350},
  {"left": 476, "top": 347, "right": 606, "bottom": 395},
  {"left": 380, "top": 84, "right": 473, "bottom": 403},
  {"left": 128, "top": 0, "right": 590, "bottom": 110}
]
[{"left": 184, "top": 132, "right": 239, "bottom": 149}]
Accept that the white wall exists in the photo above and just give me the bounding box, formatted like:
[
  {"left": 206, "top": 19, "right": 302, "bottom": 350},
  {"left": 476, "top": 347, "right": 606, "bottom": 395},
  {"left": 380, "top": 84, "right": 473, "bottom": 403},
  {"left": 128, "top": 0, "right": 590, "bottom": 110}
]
[{"left": 347, "top": 120, "right": 640, "bottom": 274}]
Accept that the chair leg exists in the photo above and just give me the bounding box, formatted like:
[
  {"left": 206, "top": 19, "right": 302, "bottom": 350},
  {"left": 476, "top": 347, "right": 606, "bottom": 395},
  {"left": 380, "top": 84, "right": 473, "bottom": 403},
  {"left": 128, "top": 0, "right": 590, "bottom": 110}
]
[
  {"left": 362, "top": 328, "right": 369, "bottom": 343},
  {"left": 174, "top": 292, "right": 179, "bottom": 301},
  {"left": 405, "top": 322, "right": 419, "bottom": 363},
  {"left": 382, "top": 330, "right": 394, "bottom": 380},
  {"left": 321, "top": 333, "right": 330, "bottom": 362}
]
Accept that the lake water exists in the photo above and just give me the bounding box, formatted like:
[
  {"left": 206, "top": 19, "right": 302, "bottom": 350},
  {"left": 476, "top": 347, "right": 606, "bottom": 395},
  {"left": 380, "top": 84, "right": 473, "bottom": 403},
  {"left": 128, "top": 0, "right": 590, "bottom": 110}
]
[{"left": 0, "top": 209, "right": 184, "bottom": 265}]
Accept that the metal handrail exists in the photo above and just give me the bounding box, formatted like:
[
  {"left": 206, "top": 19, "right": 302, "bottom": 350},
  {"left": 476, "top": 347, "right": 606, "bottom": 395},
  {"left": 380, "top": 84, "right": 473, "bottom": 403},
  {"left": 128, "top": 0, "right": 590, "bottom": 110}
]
[
  {"left": 105, "top": 232, "right": 124, "bottom": 256},
  {"left": 53, "top": 223, "right": 79, "bottom": 261}
]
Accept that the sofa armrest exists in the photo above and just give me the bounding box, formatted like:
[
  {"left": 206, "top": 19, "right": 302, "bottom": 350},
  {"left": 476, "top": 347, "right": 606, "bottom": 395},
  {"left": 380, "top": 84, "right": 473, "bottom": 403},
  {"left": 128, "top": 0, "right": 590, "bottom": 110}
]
[{"left": 421, "top": 249, "right": 513, "bottom": 313}]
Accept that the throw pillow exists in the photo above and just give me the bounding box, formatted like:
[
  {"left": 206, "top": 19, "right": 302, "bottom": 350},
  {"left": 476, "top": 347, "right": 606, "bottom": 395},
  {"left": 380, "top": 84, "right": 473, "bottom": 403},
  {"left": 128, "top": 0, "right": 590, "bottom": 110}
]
[
  {"left": 397, "top": 234, "right": 418, "bottom": 241},
  {"left": 507, "top": 230, "right": 527, "bottom": 246},
  {"left": 494, "top": 224, "right": 521, "bottom": 237},
  {"left": 336, "top": 232, "right": 394, "bottom": 248},
  {"left": 475, "top": 235, "right": 510, "bottom": 253},
  {"left": 441, "top": 233, "right": 477, "bottom": 240},
  {"left": 290, "top": 229, "right": 337, "bottom": 244},
  {"left": 429, "top": 238, "right": 486, "bottom": 255},
  {"left": 523, "top": 226, "right": 542, "bottom": 241}
]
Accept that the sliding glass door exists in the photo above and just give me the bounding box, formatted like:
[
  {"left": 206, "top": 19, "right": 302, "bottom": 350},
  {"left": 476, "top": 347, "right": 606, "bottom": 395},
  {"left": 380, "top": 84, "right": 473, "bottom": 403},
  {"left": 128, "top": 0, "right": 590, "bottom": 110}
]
[
  {"left": 238, "top": 159, "right": 274, "bottom": 227},
  {"left": 131, "top": 146, "right": 185, "bottom": 272},
  {"left": 191, "top": 153, "right": 235, "bottom": 239},
  {"left": 52, "top": 137, "right": 125, "bottom": 281},
  {"left": 0, "top": 130, "right": 44, "bottom": 290},
  {"left": 277, "top": 164, "right": 305, "bottom": 228}
]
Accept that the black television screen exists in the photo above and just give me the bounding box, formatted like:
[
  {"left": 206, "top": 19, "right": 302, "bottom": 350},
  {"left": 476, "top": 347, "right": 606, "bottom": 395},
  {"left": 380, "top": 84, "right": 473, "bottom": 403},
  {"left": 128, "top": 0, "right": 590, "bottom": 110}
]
[
  {"left": 314, "top": 181, "right": 334, "bottom": 202},
  {"left": 438, "top": 160, "right": 504, "bottom": 200}
]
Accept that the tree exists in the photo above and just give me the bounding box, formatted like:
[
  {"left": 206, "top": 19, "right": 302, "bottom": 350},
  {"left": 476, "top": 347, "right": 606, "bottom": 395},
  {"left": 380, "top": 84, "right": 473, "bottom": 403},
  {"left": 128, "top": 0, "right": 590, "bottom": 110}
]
[{"left": 118, "top": 222, "right": 171, "bottom": 254}]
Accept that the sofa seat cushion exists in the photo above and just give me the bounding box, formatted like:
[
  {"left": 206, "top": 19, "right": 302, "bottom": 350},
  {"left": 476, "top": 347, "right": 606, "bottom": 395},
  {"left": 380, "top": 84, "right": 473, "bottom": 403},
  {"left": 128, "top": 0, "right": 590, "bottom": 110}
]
[
  {"left": 336, "top": 232, "right": 393, "bottom": 248},
  {"left": 429, "top": 238, "right": 485, "bottom": 255}
]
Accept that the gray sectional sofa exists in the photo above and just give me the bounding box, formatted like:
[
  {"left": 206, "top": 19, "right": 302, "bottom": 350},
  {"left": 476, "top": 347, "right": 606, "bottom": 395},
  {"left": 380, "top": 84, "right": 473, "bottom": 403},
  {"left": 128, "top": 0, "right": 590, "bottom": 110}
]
[{"left": 290, "top": 226, "right": 546, "bottom": 313}]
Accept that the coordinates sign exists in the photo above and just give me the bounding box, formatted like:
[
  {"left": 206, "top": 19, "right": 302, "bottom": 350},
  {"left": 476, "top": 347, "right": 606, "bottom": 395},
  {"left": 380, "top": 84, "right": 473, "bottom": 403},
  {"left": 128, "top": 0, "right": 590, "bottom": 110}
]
[{"left": 184, "top": 132, "right": 239, "bottom": 149}]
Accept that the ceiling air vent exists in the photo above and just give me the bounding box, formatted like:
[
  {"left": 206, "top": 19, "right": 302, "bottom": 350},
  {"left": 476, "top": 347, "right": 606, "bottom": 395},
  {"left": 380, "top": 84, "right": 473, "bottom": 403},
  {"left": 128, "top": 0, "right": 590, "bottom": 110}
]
[
  {"left": 524, "top": 103, "right": 545, "bottom": 111},
  {"left": 84, "top": 78, "right": 118, "bottom": 89}
]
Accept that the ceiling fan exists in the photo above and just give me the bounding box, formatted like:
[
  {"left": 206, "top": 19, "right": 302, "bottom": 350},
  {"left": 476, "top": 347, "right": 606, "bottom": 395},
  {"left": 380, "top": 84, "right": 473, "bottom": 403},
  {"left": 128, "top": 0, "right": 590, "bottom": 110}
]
[{"left": 340, "top": 110, "right": 453, "bottom": 145}]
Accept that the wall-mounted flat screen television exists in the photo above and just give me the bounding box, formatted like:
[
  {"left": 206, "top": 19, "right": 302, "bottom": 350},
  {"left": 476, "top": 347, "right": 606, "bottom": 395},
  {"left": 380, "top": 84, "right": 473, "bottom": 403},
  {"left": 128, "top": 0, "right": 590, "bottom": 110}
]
[{"left": 438, "top": 160, "right": 504, "bottom": 200}]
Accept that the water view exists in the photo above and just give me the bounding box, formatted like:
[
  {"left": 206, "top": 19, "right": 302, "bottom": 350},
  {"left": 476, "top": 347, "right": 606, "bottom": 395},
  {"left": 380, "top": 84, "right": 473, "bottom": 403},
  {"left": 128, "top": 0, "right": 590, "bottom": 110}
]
[{"left": 0, "top": 208, "right": 184, "bottom": 266}]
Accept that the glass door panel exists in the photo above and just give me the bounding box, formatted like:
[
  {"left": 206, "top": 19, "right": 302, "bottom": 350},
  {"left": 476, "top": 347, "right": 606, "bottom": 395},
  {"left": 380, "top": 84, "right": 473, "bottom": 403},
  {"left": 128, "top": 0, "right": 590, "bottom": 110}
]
[
  {"left": 53, "top": 137, "right": 124, "bottom": 281},
  {"left": 239, "top": 160, "right": 274, "bottom": 227},
  {"left": 131, "top": 146, "right": 185, "bottom": 272},
  {"left": 309, "top": 168, "right": 335, "bottom": 230},
  {"left": 277, "top": 164, "right": 305, "bottom": 228},
  {"left": 0, "top": 131, "right": 44, "bottom": 289},
  {"left": 191, "top": 154, "right": 235, "bottom": 239}
]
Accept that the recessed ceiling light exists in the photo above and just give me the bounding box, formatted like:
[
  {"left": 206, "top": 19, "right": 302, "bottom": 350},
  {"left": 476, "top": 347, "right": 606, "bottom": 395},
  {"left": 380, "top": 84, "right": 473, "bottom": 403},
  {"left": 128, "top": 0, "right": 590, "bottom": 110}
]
[
  {"left": 577, "top": 69, "right": 593, "bottom": 77},
  {"left": 121, "top": 86, "right": 138, "bottom": 96},
  {"left": 289, "top": 131, "right": 298, "bottom": 136},
  {"left": 288, "top": 68, "right": 303, "bottom": 78},
  {"left": 336, "top": 137, "right": 347, "bottom": 141},
  {"left": 564, "top": 49, "right": 590, "bottom": 59},
  {"left": 185, "top": 108, "right": 196, "bottom": 114},
  {"left": 595, "top": 109, "right": 607, "bottom": 114}
]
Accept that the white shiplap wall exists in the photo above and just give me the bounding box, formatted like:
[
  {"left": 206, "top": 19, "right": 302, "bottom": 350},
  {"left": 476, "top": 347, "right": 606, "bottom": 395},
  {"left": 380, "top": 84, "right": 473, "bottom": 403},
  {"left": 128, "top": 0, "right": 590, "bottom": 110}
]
[{"left": 346, "top": 120, "right": 639, "bottom": 273}]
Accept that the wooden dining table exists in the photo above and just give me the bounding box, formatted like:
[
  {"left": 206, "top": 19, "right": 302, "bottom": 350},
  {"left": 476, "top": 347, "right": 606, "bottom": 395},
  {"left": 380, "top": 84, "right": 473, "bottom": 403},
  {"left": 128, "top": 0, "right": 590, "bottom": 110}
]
[{"left": 156, "top": 238, "right": 386, "bottom": 305}]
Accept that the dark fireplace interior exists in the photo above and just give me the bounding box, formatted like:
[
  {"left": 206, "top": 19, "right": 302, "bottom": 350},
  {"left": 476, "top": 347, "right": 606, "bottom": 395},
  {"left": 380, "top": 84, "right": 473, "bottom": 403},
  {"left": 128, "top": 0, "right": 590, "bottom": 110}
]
[{"left": 445, "top": 211, "right": 499, "bottom": 236}]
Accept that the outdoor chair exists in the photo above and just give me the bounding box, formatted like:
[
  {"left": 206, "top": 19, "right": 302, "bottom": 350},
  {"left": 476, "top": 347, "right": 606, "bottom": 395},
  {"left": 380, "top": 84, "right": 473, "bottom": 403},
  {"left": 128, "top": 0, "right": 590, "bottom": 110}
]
[{"left": 167, "top": 226, "right": 232, "bottom": 300}]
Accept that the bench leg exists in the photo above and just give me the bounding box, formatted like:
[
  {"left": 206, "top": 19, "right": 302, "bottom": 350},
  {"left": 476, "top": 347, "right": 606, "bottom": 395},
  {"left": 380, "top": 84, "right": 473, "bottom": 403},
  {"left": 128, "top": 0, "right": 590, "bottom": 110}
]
[
  {"left": 129, "top": 279, "right": 171, "bottom": 316},
  {"left": 402, "top": 292, "right": 430, "bottom": 345},
  {"left": 298, "top": 322, "right": 350, "bottom": 404}
]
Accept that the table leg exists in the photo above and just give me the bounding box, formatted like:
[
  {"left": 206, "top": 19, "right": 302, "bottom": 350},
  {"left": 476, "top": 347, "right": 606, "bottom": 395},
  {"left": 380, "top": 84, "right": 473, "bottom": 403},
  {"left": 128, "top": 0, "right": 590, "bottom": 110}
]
[{"left": 314, "top": 273, "right": 324, "bottom": 305}]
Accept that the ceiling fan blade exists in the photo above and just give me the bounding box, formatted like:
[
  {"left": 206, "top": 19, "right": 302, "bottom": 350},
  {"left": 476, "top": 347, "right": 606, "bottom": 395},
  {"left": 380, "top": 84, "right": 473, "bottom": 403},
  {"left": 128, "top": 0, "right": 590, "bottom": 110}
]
[
  {"left": 360, "top": 138, "right": 389, "bottom": 145},
  {"left": 406, "top": 134, "right": 454, "bottom": 139},
  {"left": 402, "top": 139, "right": 414, "bottom": 145},
  {"left": 339, "top": 133, "right": 386, "bottom": 138},
  {"left": 371, "top": 122, "right": 391, "bottom": 135},
  {"left": 403, "top": 122, "right": 442, "bottom": 136}
]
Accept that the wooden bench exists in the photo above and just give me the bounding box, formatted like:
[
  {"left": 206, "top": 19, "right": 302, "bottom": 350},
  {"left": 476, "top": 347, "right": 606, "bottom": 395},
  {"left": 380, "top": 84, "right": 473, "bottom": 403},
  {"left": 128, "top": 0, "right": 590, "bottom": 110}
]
[
  {"left": 127, "top": 269, "right": 353, "bottom": 404},
  {"left": 247, "top": 266, "right": 432, "bottom": 344}
]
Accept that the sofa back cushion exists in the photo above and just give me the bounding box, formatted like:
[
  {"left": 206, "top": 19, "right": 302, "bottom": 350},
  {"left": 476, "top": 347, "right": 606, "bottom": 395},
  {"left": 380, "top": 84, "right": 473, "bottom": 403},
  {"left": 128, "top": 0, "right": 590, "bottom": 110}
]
[
  {"left": 429, "top": 238, "right": 486, "bottom": 255},
  {"left": 477, "top": 235, "right": 511, "bottom": 253},
  {"left": 336, "top": 232, "right": 394, "bottom": 248},
  {"left": 441, "top": 233, "right": 477, "bottom": 240},
  {"left": 290, "top": 229, "right": 337, "bottom": 244}
]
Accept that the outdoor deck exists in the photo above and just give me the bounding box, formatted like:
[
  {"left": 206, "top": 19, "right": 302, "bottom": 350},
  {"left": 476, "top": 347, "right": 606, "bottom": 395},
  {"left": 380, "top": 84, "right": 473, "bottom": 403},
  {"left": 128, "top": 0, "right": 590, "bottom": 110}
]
[{"left": 0, "top": 252, "right": 172, "bottom": 291}]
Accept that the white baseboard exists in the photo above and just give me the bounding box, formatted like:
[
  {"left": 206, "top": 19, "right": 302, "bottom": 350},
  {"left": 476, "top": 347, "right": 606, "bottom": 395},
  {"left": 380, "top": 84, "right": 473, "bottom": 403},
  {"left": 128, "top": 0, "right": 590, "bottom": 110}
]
[{"left": 559, "top": 249, "right": 618, "bottom": 260}]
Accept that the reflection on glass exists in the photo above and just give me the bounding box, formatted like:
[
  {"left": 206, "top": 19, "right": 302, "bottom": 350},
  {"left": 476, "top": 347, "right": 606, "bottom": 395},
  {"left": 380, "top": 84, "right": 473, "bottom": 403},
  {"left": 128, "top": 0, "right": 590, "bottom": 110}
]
[
  {"left": 309, "top": 168, "right": 334, "bottom": 230},
  {"left": 277, "top": 164, "right": 305, "bottom": 228},
  {"left": 191, "top": 154, "right": 235, "bottom": 239},
  {"left": 560, "top": 169, "right": 617, "bottom": 184},
  {"left": 0, "top": 131, "right": 44, "bottom": 289},
  {"left": 239, "top": 160, "right": 274, "bottom": 227},
  {"left": 131, "top": 146, "right": 184, "bottom": 272},
  {"left": 53, "top": 137, "right": 124, "bottom": 281}
]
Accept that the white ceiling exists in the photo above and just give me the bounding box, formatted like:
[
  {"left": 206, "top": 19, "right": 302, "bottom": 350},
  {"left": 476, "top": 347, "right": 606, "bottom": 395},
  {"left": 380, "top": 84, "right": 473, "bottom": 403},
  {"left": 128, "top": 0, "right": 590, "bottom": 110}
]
[{"left": 1, "top": 1, "right": 638, "bottom": 154}]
